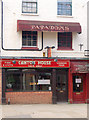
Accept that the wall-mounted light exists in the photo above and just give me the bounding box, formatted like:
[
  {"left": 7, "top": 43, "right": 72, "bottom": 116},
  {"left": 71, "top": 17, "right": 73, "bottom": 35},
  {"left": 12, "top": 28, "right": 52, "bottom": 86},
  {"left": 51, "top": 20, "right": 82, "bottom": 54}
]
[{"left": 79, "top": 43, "right": 83, "bottom": 51}]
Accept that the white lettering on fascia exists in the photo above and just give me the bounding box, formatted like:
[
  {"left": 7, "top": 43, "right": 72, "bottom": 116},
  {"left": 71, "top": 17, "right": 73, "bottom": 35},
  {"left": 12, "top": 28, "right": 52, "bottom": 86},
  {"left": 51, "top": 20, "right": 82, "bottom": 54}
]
[
  {"left": 18, "top": 61, "right": 35, "bottom": 65},
  {"left": 38, "top": 61, "right": 51, "bottom": 65}
]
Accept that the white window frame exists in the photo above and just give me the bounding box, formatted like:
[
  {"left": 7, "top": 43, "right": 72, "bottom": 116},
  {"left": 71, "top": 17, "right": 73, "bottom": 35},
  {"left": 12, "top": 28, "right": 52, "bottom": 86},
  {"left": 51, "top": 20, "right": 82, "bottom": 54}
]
[
  {"left": 57, "top": 0, "right": 72, "bottom": 16},
  {"left": 22, "top": 0, "right": 38, "bottom": 14}
]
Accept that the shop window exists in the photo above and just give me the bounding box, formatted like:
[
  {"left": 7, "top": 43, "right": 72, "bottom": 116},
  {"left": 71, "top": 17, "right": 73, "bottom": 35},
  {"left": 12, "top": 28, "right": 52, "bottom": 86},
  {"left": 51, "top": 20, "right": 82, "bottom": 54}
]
[
  {"left": 6, "top": 74, "right": 21, "bottom": 91},
  {"left": 22, "top": 31, "right": 37, "bottom": 47},
  {"left": 57, "top": 0, "right": 72, "bottom": 16},
  {"left": 6, "top": 69, "right": 51, "bottom": 92},
  {"left": 37, "top": 73, "right": 51, "bottom": 91},
  {"left": 58, "top": 32, "right": 72, "bottom": 50},
  {"left": 22, "top": 0, "right": 37, "bottom": 14},
  {"left": 73, "top": 75, "right": 83, "bottom": 92},
  {"left": 23, "top": 73, "right": 37, "bottom": 91}
]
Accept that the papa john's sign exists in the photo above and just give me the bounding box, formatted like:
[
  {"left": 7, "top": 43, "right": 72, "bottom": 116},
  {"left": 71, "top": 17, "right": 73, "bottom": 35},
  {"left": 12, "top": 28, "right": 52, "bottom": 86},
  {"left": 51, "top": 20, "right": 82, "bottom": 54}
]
[{"left": 1, "top": 59, "right": 70, "bottom": 68}]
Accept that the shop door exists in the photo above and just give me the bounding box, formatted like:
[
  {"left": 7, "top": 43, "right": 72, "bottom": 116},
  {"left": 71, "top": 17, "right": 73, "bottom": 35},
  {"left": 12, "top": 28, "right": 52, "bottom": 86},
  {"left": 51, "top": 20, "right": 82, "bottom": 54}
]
[
  {"left": 56, "top": 71, "right": 68, "bottom": 102},
  {"left": 73, "top": 74, "right": 86, "bottom": 103}
]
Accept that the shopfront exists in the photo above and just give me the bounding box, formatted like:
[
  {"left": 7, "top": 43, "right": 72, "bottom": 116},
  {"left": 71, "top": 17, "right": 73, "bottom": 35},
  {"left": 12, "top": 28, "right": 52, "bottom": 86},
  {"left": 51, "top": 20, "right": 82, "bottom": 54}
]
[
  {"left": 69, "top": 60, "right": 89, "bottom": 103},
  {"left": 1, "top": 58, "right": 89, "bottom": 104},
  {"left": 1, "top": 58, "right": 70, "bottom": 104}
]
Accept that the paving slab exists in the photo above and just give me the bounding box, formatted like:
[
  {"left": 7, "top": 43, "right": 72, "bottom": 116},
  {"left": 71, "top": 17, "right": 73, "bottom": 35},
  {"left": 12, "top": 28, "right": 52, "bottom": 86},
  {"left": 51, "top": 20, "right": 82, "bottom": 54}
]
[{"left": 1, "top": 103, "right": 87, "bottom": 118}]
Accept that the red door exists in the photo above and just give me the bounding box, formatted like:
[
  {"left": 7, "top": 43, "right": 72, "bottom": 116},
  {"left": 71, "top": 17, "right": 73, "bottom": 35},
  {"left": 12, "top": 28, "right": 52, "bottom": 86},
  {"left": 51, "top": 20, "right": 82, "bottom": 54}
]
[{"left": 73, "top": 74, "right": 86, "bottom": 103}]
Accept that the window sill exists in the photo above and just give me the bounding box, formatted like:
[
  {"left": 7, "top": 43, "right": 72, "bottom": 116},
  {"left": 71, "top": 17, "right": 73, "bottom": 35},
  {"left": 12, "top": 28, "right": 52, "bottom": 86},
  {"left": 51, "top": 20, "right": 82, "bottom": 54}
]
[
  {"left": 57, "top": 15, "right": 73, "bottom": 18},
  {"left": 6, "top": 90, "right": 52, "bottom": 92},
  {"left": 21, "top": 47, "right": 39, "bottom": 50},
  {"left": 21, "top": 13, "right": 39, "bottom": 16},
  {"left": 57, "top": 48, "right": 73, "bottom": 50}
]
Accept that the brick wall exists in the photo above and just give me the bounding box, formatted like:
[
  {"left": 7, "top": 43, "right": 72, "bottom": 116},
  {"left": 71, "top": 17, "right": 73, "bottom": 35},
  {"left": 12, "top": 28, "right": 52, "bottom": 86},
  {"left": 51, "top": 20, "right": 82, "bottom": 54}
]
[
  {"left": 6, "top": 91, "right": 52, "bottom": 104},
  {"left": 0, "top": 68, "right": 2, "bottom": 104}
]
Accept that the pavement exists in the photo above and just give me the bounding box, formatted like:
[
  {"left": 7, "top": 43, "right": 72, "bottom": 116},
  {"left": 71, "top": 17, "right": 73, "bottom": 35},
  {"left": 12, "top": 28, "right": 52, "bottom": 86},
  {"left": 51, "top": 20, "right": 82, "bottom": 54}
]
[{"left": 0, "top": 103, "right": 88, "bottom": 119}]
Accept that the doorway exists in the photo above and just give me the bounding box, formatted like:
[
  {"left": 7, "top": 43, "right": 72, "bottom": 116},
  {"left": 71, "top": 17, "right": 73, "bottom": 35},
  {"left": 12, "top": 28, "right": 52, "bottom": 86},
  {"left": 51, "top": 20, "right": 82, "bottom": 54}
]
[
  {"left": 73, "top": 73, "right": 86, "bottom": 103},
  {"left": 56, "top": 69, "right": 68, "bottom": 102}
]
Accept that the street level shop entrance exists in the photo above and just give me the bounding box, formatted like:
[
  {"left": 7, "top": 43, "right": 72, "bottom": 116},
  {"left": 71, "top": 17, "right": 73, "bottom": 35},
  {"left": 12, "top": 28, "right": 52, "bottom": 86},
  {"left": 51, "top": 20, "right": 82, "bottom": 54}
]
[
  {"left": 1, "top": 59, "right": 89, "bottom": 104},
  {"left": 56, "top": 69, "right": 68, "bottom": 102},
  {"left": 1, "top": 58, "right": 70, "bottom": 104},
  {"left": 73, "top": 73, "right": 86, "bottom": 103}
]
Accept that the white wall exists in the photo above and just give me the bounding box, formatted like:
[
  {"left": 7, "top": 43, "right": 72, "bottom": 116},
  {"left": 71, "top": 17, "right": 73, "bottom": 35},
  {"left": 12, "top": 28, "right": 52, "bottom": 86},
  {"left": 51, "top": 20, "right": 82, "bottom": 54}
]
[
  {"left": 87, "top": 1, "right": 89, "bottom": 50},
  {"left": 0, "top": 0, "right": 1, "bottom": 54},
  {"left": 1, "top": 0, "right": 88, "bottom": 58}
]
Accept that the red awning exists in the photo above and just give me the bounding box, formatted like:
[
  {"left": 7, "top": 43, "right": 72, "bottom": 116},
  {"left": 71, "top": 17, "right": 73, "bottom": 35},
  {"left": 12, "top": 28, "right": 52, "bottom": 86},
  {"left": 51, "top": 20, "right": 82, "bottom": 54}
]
[{"left": 17, "top": 20, "right": 81, "bottom": 33}]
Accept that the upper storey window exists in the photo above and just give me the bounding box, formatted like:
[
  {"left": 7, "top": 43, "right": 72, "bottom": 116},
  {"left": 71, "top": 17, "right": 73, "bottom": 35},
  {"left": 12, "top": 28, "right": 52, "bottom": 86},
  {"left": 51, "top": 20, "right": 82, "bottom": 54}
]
[
  {"left": 57, "top": 0, "right": 72, "bottom": 16},
  {"left": 22, "top": 0, "right": 37, "bottom": 14},
  {"left": 22, "top": 31, "right": 37, "bottom": 47},
  {"left": 58, "top": 32, "right": 72, "bottom": 50}
]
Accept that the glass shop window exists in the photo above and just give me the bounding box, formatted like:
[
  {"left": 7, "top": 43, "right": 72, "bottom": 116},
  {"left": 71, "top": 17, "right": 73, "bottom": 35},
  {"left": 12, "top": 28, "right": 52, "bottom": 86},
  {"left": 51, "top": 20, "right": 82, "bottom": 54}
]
[
  {"left": 23, "top": 73, "right": 37, "bottom": 91},
  {"left": 6, "top": 69, "right": 52, "bottom": 92},
  {"left": 73, "top": 75, "right": 83, "bottom": 92},
  {"left": 37, "top": 73, "right": 51, "bottom": 91},
  {"left": 6, "top": 74, "right": 21, "bottom": 91}
]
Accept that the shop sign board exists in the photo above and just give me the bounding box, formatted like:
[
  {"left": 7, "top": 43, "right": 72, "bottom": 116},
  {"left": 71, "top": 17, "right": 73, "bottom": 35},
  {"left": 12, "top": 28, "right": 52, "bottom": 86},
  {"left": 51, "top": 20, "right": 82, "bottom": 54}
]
[
  {"left": 1, "top": 59, "right": 70, "bottom": 68},
  {"left": 71, "top": 62, "right": 89, "bottom": 73},
  {"left": 75, "top": 78, "right": 81, "bottom": 83},
  {"left": 30, "top": 25, "right": 69, "bottom": 32},
  {"left": 38, "top": 79, "right": 50, "bottom": 84}
]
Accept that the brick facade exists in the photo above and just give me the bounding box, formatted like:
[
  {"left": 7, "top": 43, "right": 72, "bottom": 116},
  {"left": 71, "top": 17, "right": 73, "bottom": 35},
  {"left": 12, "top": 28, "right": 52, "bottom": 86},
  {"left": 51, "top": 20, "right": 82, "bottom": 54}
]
[{"left": 6, "top": 91, "right": 52, "bottom": 104}]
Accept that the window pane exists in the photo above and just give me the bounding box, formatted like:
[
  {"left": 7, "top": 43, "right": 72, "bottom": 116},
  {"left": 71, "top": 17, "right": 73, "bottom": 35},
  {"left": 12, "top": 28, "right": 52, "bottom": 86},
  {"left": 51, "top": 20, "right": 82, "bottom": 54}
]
[
  {"left": 73, "top": 75, "right": 83, "bottom": 92},
  {"left": 57, "top": 0, "right": 72, "bottom": 16},
  {"left": 58, "top": 32, "right": 72, "bottom": 49},
  {"left": 22, "top": 31, "right": 37, "bottom": 47},
  {"left": 28, "top": 41, "right": 31, "bottom": 46},
  {"left": 22, "top": 1, "right": 37, "bottom": 13},
  {"left": 25, "top": 73, "right": 37, "bottom": 91},
  {"left": 33, "top": 41, "right": 37, "bottom": 46},
  {"left": 6, "top": 69, "right": 52, "bottom": 92},
  {"left": 6, "top": 74, "right": 21, "bottom": 91},
  {"left": 37, "top": 73, "right": 51, "bottom": 91}
]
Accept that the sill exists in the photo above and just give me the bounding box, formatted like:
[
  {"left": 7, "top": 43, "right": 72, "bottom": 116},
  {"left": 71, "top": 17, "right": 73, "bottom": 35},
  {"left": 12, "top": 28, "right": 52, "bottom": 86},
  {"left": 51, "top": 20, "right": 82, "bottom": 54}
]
[
  {"left": 6, "top": 90, "right": 52, "bottom": 92},
  {"left": 21, "top": 13, "right": 39, "bottom": 16},
  {"left": 57, "top": 15, "right": 73, "bottom": 18},
  {"left": 21, "top": 47, "right": 39, "bottom": 50},
  {"left": 57, "top": 48, "right": 73, "bottom": 50}
]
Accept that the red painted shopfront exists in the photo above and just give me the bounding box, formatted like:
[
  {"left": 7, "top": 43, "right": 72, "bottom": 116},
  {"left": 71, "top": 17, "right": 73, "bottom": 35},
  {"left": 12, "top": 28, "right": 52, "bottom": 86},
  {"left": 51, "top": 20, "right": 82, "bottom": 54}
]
[
  {"left": 69, "top": 61, "right": 89, "bottom": 103},
  {"left": 1, "top": 58, "right": 89, "bottom": 104}
]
